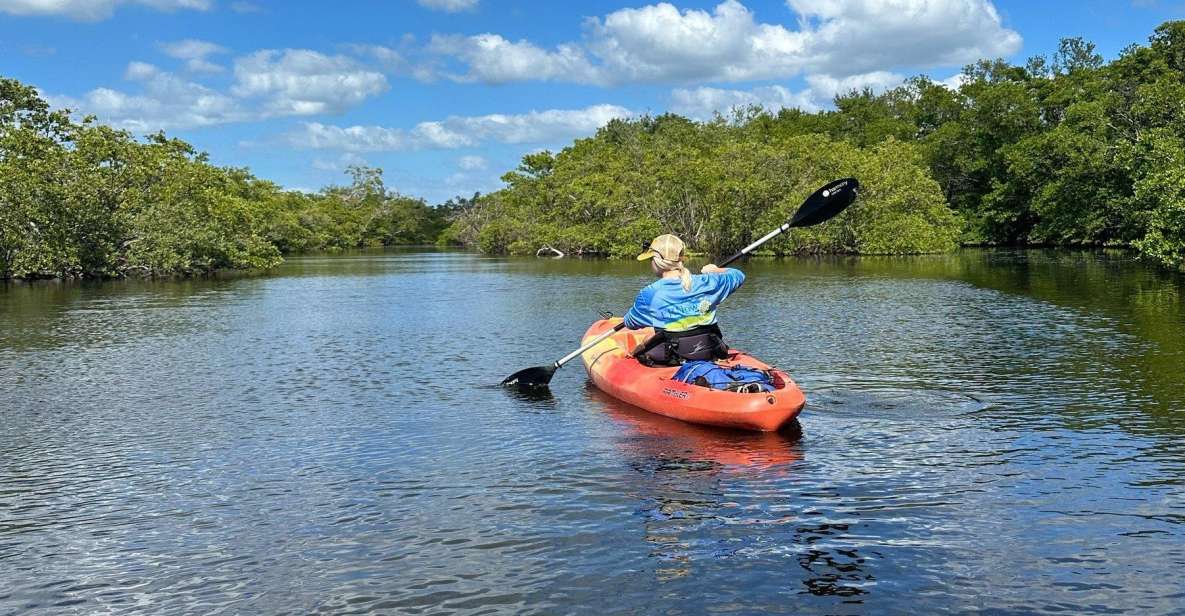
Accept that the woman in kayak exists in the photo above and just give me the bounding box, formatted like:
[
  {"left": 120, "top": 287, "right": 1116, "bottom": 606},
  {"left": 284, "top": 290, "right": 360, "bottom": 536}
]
[{"left": 624, "top": 234, "right": 745, "bottom": 366}]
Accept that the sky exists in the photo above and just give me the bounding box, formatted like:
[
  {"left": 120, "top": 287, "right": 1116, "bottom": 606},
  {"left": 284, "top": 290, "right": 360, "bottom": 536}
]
[{"left": 2, "top": 0, "right": 1184, "bottom": 202}]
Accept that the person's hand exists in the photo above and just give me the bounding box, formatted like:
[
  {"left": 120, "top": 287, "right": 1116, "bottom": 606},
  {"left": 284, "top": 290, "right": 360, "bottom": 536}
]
[{"left": 701, "top": 263, "right": 722, "bottom": 274}]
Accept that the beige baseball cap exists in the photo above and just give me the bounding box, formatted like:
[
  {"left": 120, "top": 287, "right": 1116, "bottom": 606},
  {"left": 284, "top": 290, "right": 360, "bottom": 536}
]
[{"left": 636, "top": 234, "right": 686, "bottom": 261}]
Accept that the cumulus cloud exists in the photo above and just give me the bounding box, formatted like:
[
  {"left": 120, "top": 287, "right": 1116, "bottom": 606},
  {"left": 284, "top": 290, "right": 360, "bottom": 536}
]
[
  {"left": 804, "top": 70, "right": 904, "bottom": 99},
  {"left": 287, "top": 104, "right": 632, "bottom": 152},
  {"left": 584, "top": 0, "right": 806, "bottom": 83},
  {"left": 231, "top": 49, "right": 389, "bottom": 116},
  {"left": 937, "top": 72, "right": 968, "bottom": 90},
  {"left": 787, "top": 0, "right": 1022, "bottom": 75},
  {"left": 428, "top": 34, "right": 597, "bottom": 83},
  {"left": 48, "top": 69, "right": 246, "bottom": 132},
  {"left": 417, "top": 0, "right": 477, "bottom": 12},
  {"left": 671, "top": 70, "right": 905, "bottom": 119},
  {"left": 161, "top": 39, "right": 226, "bottom": 60},
  {"left": 312, "top": 152, "right": 368, "bottom": 172},
  {"left": 457, "top": 155, "right": 487, "bottom": 171},
  {"left": 47, "top": 47, "right": 391, "bottom": 132},
  {"left": 124, "top": 61, "right": 160, "bottom": 81},
  {"left": 161, "top": 39, "right": 228, "bottom": 73},
  {"left": 343, "top": 41, "right": 440, "bottom": 81},
  {"left": 428, "top": 0, "right": 1020, "bottom": 85},
  {"left": 671, "top": 85, "right": 818, "bottom": 118},
  {"left": 0, "top": 0, "right": 210, "bottom": 21}
]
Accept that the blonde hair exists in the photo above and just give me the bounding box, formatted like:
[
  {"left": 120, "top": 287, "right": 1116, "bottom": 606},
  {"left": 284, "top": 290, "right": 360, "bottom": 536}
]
[{"left": 653, "top": 254, "right": 693, "bottom": 291}]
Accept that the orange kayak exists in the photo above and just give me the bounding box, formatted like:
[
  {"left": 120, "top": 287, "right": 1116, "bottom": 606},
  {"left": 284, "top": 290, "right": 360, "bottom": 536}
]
[{"left": 579, "top": 318, "right": 805, "bottom": 432}]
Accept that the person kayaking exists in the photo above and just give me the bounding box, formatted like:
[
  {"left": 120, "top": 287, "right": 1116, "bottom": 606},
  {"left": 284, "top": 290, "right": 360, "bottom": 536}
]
[{"left": 624, "top": 234, "right": 745, "bottom": 366}]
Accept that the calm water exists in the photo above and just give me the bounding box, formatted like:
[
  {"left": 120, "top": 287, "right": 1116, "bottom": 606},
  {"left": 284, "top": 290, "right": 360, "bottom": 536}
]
[{"left": 2, "top": 249, "right": 1184, "bottom": 614}]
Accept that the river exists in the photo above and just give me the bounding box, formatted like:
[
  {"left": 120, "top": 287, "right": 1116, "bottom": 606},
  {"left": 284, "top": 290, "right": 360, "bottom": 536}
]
[{"left": 1, "top": 248, "right": 1183, "bottom": 614}]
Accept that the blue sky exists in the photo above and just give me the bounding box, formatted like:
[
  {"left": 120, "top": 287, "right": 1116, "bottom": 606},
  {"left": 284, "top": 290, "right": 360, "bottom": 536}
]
[{"left": 2, "top": 0, "right": 1183, "bottom": 202}]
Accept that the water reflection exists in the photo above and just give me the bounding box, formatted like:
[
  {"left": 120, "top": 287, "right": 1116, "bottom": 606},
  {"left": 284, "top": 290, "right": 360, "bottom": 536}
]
[
  {"left": 589, "top": 384, "right": 878, "bottom": 598},
  {"left": 584, "top": 385, "right": 804, "bottom": 469},
  {"left": 3, "top": 248, "right": 1185, "bottom": 614},
  {"left": 794, "top": 520, "right": 874, "bottom": 599}
]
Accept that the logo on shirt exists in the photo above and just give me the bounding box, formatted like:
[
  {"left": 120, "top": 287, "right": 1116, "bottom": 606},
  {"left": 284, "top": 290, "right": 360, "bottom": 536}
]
[{"left": 697, "top": 299, "right": 710, "bottom": 314}]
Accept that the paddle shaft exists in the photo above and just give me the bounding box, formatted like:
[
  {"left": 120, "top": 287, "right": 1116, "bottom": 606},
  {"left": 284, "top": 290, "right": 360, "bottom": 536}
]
[
  {"left": 552, "top": 220, "right": 798, "bottom": 370},
  {"left": 718, "top": 220, "right": 796, "bottom": 268},
  {"left": 554, "top": 325, "right": 622, "bottom": 368}
]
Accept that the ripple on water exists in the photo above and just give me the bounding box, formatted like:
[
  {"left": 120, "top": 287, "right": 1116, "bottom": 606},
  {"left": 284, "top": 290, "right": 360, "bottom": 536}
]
[{"left": 2, "top": 250, "right": 1185, "bottom": 614}]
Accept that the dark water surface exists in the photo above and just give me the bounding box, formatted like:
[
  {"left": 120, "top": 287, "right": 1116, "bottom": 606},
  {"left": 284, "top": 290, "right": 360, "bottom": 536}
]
[{"left": 2, "top": 249, "right": 1184, "bottom": 614}]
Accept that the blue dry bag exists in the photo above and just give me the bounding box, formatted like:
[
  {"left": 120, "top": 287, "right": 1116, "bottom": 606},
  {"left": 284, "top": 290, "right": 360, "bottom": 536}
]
[{"left": 672, "top": 361, "right": 775, "bottom": 392}]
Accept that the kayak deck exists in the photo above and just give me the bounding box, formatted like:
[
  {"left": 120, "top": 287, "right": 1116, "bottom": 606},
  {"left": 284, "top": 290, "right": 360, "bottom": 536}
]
[{"left": 580, "top": 318, "right": 805, "bottom": 432}]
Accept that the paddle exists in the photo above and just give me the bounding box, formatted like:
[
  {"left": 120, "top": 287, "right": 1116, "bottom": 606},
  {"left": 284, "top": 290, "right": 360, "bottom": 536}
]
[{"left": 502, "top": 177, "right": 860, "bottom": 389}]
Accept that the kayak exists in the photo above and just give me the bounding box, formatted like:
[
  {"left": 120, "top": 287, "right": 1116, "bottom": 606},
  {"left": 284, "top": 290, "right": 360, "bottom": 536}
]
[
  {"left": 580, "top": 318, "right": 805, "bottom": 432},
  {"left": 585, "top": 386, "right": 805, "bottom": 467}
]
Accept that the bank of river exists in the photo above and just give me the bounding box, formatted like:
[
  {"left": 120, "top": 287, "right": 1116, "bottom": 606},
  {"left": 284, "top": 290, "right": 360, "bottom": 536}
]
[{"left": 1, "top": 249, "right": 1183, "bottom": 614}]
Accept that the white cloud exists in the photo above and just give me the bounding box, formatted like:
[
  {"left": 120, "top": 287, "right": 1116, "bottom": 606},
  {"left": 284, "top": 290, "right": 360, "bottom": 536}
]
[
  {"left": 312, "top": 152, "right": 368, "bottom": 172},
  {"left": 786, "top": 0, "right": 1022, "bottom": 75},
  {"left": 0, "top": 0, "right": 210, "bottom": 21},
  {"left": 161, "top": 39, "right": 228, "bottom": 73},
  {"left": 418, "top": 104, "right": 632, "bottom": 147},
  {"left": 417, "top": 0, "right": 477, "bottom": 12},
  {"left": 287, "top": 104, "right": 632, "bottom": 152},
  {"left": 231, "top": 49, "right": 389, "bottom": 116},
  {"left": 47, "top": 48, "right": 390, "bottom": 132},
  {"left": 804, "top": 70, "right": 904, "bottom": 99},
  {"left": 344, "top": 42, "right": 439, "bottom": 81},
  {"left": 938, "top": 72, "right": 968, "bottom": 90},
  {"left": 671, "top": 85, "right": 818, "bottom": 119},
  {"left": 161, "top": 39, "right": 226, "bottom": 60},
  {"left": 428, "top": 0, "right": 1020, "bottom": 85},
  {"left": 428, "top": 34, "right": 597, "bottom": 83},
  {"left": 585, "top": 0, "right": 805, "bottom": 83},
  {"left": 458, "top": 155, "right": 487, "bottom": 170},
  {"left": 184, "top": 58, "right": 225, "bottom": 73},
  {"left": 124, "top": 61, "right": 160, "bottom": 81},
  {"left": 671, "top": 70, "right": 904, "bottom": 119},
  {"left": 348, "top": 44, "right": 406, "bottom": 70},
  {"left": 297, "top": 123, "right": 413, "bottom": 151},
  {"left": 48, "top": 70, "right": 246, "bottom": 132}
]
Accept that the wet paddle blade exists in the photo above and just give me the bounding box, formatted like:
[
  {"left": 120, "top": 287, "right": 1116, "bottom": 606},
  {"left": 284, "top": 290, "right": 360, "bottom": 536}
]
[
  {"left": 501, "top": 364, "right": 558, "bottom": 388},
  {"left": 788, "top": 178, "right": 859, "bottom": 228}
]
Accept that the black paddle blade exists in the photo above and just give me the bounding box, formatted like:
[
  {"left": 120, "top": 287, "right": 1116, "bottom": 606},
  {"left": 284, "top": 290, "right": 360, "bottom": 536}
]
[
  {"left": 788, "top": 178, "right": 859, "bottom": 228},
  {"left": 501, "top": 364, "right": 557, "bottom": 389}
]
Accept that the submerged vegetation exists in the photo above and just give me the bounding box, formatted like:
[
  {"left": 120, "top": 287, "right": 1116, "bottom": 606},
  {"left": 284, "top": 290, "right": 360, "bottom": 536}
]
[{"left": 4, "top": 21, "right": 1185, "bottom": 279}]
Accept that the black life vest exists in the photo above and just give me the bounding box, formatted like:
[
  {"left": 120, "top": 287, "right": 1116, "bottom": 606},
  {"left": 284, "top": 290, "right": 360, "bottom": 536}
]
[{"left": 632, "top": 323, "right": 729, "bottom": 367}]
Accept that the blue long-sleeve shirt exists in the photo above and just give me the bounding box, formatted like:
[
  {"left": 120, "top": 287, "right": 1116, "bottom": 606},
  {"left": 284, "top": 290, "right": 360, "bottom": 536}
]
[{"left": 622, "top": 269, "right": 745, "bottom": 332}]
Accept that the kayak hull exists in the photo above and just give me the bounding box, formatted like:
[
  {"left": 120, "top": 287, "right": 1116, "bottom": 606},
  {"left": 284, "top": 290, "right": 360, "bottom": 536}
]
[{"left": 580, "top": 318, "right": 805, "bottom": 432}]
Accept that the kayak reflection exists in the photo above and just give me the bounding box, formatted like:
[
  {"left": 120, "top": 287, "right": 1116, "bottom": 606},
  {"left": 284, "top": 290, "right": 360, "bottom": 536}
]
[{"left": 583, "top": 384, "right": 804, "bottom": 469}]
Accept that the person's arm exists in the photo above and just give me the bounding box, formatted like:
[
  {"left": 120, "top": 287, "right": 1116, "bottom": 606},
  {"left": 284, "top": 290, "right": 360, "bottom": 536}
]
[{"left": 700, "top": 264, "right": 745, "bottom": 294}]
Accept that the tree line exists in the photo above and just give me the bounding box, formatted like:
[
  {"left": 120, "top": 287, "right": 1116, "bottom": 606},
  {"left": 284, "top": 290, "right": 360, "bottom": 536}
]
[
  {"left": 446, "top": 21, "right": 1185, "bottom": 270},
  {"left": 0, "top": 78, "right": 445, "bottom": 280},
  {"left": 4, "top": 21, "right": 1185, "bottom": 279}
]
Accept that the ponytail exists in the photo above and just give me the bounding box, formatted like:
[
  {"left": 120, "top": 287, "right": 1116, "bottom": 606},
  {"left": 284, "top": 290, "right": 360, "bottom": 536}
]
[
  {"left": 677, "top": 262, "right": 692, "bottom": 292},
  {"left": 653, "top": 255, "right": 693, "bottom": 291}
]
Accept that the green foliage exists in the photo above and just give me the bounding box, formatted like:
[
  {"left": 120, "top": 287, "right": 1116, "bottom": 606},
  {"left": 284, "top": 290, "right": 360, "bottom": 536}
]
[
  {"left": 12, "top": 19, "right": 1185, "bottom": 275},
  {"left": 442, "top": 21, "right": 1185, "bottom": 270},
  {"left": 446, "top": 22, "right": 1185, "bottom": 269},
  {"left": 448, "top": 118, "right": 961, "bottom": 258},
  {"left": 1130, "top": 129, "right": 1185, "bottom": 269},
  {"left": 0, "top": 78, "right": 445, "bottom": 279}
]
